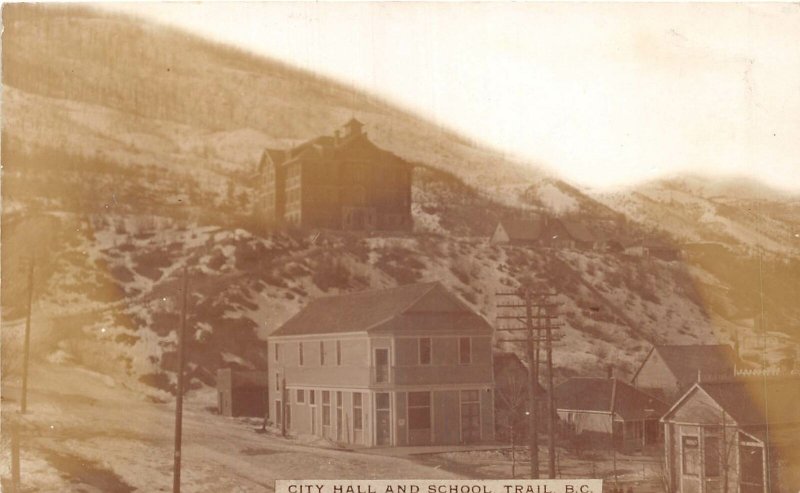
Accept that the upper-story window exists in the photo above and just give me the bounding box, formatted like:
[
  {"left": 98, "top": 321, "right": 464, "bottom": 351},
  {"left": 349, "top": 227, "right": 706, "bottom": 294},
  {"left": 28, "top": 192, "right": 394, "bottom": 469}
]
[
  {"left": 274, "top": 343, "right": 280, "bottom": 362},
  {"left": 459, "top": 337, "right": 472, "bottom": 365},
  {"left": 296, "top": 389, "right": 305, "bottom": 404},
  {"left": 336, "top": 341, "right": 342, "bottom": 366},
  {"left": 419, "top": 338, "right": 432, "bottom": 365},
  {"left": 298, "top": 342, "right": 304, "bottom": 366},
  {"left": 320, "top": 341, "right": 326, "bottom": 365}
]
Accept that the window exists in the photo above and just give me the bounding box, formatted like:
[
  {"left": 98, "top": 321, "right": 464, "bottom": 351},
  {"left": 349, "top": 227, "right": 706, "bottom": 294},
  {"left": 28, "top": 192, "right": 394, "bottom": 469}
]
[
  {"left": 353, "top": 393, "right": 363, "bottom": 430},
  {"left": 408, "top": 391, "right": 431, "bottom": 430},
  {"left": 682, "top": 436, "right": 700, "bottom": 476},
  {"left": 320, "top": 341, "right": 325, "bottom": 366},
  {"left": 274, "top": 343, "right": 280, "bottom": 362},
  {"left": 704, "top": 435, "right": 720, "bottom": 478},
  {"left": 322, "top": 391, "right": 331, "bottom": 426},
  {"left": 275, "top": 373, "right": 280, "bottom": 391},
  {"left": 309, "top": 390, "right": 315, "bottom": 406},
  {"left": 336, "top": 341, "right": 342, "bottom": 366},
  {"left": 419, "top": 338, "right": 432, "bottom": 365},
  {"left": 459, "top": 337, "right": 472, "bottom": 365},
  {"left": 296, "top": 389, "right": 305, "bottom": 404},
  {"left": 275, "top": 400, "right": 282, "bottom": 425},
  {"left": 299, "top": 342, "right": 304, "bottom": 366}
]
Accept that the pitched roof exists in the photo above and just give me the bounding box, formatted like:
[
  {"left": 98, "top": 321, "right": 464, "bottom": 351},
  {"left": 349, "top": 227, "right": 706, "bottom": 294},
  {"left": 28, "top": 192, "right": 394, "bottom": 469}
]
[
  {"left": 554, "top": 378, "right": 669, "bottom": 421},
  {"left": 271, "top": 282, "right": 490, "bottom": 337},
  {"left": 640, "top": 344, "right": 738, "bottom": 386},
  {"left": 559, "top": 219, "right": 596, "bottom": 243},
  {"left": 497, "top": 218, "right": 543, "bottom": 242},
  {"left": 697, "top": 379, "right": 800, "bottom": 426}
]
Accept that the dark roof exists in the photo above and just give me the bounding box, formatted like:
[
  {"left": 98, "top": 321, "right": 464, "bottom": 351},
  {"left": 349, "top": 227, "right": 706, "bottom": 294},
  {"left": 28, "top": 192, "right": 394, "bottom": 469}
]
[
  {"left": 637, "top": 345, "right": 738, "bottom": 387},
  {"left": 697, "top": 379, "right": 800, "bottom": 426},
  {"left": 271, "top": 282, "right": 491, "bottom": 337},
  {"left": 345, "top": 117, "right": 364, "bottom": 128},
  {"left": 496, "top": 218, "right": 543, "bottom": 242},
  {"left": 555, "top": 378, "right": 669, "bottom": 421},
  {"left": 559, "top": 220, "right": 596, "bottom": 243}
]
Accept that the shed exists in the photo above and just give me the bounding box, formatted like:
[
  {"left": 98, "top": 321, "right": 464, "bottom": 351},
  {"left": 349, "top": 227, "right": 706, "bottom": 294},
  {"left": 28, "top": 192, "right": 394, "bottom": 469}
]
[
  {"left": 217, "top": 369, "right": 268, "bottom": 418},
  {"left": 554, "top": 377, "right": 669, "bottom": 452},
  {"left": 662, "top": 378, "right": 800, "bottom": 493}
]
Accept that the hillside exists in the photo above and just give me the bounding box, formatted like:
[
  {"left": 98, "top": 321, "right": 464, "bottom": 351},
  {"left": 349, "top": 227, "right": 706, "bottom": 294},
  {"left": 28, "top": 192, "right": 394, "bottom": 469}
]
[{"left": 3, "top": 3, "right": 799, "bottom": 401}]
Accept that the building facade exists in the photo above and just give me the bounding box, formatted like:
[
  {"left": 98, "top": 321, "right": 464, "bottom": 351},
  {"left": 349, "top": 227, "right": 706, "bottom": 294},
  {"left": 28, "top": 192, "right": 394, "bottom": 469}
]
[
  {"left": 260, "top": 118, "right": 413, "bottom": 231},
  {"left": 216, "top": 369, "right": 268, "bottom": 418},
  {"left": 632, "top": 345, "right": 739, "bottom": 403},
  {"left": 266, "top": 282, "right": 495, "bottom": 447},
  {"left": 554, "top": 377, "right": 668, "bottom": 452},
  {"left": 662, "top": 379, "right": 800, "bottom": 493}
]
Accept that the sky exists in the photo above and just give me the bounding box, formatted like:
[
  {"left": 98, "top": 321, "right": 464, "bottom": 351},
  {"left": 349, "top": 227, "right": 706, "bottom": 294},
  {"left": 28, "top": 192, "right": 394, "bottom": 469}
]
[{"left": 105, "top": 2, "right": 800, "bottom": 192}]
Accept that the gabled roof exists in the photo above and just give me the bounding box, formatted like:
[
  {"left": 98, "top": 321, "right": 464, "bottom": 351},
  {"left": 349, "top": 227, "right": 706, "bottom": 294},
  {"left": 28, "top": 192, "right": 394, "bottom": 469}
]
[
  {"left": 699, "top": 379, "right": 800, "bottom": 426},
  {"left": 632, "top": 344, "right": 738, "bottom": 387},
  {"left": 271, "top": 282, "right": 491, "bottom": 337},
  {"left": 558, "top": 220, "right": 596, "bottom": 243},
  {"left": 554, "top": 377, "right": 669, "bottom": 421},
  {"left": 496, "top": 218, "right": 543, "bottom": 242},
  {"left": 663, "top": 378, "right": 800, "bottom": 426}
]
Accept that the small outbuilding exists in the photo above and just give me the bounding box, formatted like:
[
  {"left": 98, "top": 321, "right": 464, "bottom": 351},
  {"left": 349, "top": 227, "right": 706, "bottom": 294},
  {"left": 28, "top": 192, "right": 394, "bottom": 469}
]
[
  {"left": 554, "top": 377, "right": 669, "bottom": 452},
  {"left": 661, "top": 378, "right": 800, "bottom": 493},
  {"left": 217, "top": 369, "right": 268, "bottom": 418}
]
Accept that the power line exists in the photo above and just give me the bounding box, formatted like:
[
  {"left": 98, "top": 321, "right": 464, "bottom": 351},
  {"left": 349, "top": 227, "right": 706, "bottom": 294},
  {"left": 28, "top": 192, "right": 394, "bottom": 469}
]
[{"left": 496, "top": 288, "right": 561, "bottom": 479}]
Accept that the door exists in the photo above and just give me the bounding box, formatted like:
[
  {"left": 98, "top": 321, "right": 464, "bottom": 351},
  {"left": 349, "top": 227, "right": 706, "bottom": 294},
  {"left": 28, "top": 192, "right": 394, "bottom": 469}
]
[
  {"left": 460, "top": 390, "right": 481, "bottom": 443},
  {"left": 375, "top": 392, "right": 391, "bottom": 446},
  {"left": 374, "top": 348, "right": 389, "bottom": 383}
]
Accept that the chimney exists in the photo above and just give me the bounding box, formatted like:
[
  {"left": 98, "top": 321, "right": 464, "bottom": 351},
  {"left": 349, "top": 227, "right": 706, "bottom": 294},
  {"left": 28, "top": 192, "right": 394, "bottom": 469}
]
[{"left": 606, "top": 364, "right": 613, "bottom": 379}]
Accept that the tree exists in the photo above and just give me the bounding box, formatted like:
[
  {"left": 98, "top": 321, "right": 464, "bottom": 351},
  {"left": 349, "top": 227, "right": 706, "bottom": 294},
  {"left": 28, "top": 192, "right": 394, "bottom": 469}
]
[{"left": 496, "top": 363, "right": 529, "bottom": 478}]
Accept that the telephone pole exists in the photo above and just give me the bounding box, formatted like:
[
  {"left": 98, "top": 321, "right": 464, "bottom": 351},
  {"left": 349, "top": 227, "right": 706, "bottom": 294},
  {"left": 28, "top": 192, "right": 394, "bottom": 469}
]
[
  {"left": 173, "top": 267, "right": 189, "bottom": 493},
  {"left": 497, "top": 287, "right": 562, "bottom": 479},
  {"left": 20, "top": 259, "right": 35, "bottom": 414}
]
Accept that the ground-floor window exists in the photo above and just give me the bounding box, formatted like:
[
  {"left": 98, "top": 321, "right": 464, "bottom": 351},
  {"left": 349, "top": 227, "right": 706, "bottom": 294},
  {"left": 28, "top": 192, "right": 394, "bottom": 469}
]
[
  {"left": 408, "top": 391, "right": 431, "bottom": 430},
  {"left": 460, "top": 390, "right": 481, "bottom": 443},
  {"left": 275, "top": 400, "right": 282, "bottom": 425},
  {"left": 322, "top": 391, "right": 331, "bottom": 426},
  {"left": 353, "top": 393, "right": 363, "bottom": 430}
]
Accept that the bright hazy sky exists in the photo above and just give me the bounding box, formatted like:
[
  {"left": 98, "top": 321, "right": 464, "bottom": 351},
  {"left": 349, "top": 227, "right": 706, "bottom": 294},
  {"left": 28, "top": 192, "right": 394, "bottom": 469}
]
[{"left": 105, "top": 3, "right": 800, "bottom": 192}]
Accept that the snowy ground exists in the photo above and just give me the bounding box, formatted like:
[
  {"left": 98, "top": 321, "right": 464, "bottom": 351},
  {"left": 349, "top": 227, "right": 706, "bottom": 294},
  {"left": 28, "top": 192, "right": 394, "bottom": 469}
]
[{"left": 0, "top": 362, "right": 461, "bottom": 492}]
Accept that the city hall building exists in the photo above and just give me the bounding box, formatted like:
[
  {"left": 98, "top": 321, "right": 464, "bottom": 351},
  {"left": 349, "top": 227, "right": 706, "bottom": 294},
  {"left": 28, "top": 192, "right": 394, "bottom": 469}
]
[{"left": 267, "top": 282, "right": 495, "bottom": 447}]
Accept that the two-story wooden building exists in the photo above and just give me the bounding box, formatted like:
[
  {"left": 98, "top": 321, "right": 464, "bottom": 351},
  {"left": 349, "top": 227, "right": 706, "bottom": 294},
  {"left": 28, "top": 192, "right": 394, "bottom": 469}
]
[
  {"left": 260, "top": 118, "right": 413, "bottom": 231},
  {"left": 266, "top": 282, "right": 495, "bottom": 447}
]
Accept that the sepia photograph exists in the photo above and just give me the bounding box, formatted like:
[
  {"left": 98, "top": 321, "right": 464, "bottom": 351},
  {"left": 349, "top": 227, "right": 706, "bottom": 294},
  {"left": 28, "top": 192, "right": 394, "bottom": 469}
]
[{"left": 1, "top": 2, "right": 799, "bottom": 492}]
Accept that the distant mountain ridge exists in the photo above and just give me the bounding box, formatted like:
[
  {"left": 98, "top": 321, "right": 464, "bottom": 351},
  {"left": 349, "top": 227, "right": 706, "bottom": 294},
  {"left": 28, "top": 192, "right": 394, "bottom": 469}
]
[{"left": 2, "top": 4, "right": 798, "bottom": 392}]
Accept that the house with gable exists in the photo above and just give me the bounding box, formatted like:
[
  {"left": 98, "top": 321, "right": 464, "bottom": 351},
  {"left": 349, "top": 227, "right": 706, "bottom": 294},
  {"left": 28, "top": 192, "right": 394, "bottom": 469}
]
[
  {"left": 266, "top": 282, "right": 495, "bottom": 447},
  {"left": 632, "top": 344, "right": 740, "bottom": 402},
  {"left": 260, "top": 118, "right": 412, "bottom": 231},
  {"left": 662, "top": 378, "right": 800, "bottom": 493},
  {"left": 554, "top": 376, "right": 669, "bottom": 452}
]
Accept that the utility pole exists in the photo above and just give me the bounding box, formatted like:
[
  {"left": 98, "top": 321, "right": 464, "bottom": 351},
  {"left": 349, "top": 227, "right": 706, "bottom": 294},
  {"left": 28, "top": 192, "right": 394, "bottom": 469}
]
[
  {"left": 173, "top": 267, "right": 189, "bottom": 493},
  {"left": 545, "top": 310, "right": 556, "bottom": 478},
  {"left": 497, "top": 287, "right": 562, "bottom": 479},
  {"left": 11, "top": 420, "right": 21, "bottom": 492},
  {"left": 20, "top": 259, "right": 35, "bottom": 414}
]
